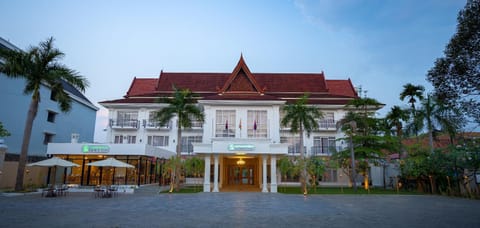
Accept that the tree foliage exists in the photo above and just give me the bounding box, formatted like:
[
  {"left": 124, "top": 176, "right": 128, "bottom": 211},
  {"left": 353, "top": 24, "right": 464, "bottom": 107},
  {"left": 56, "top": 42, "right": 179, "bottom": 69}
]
[
  {"left": 306, "top": 156, "right": 326, "bottom": 193},
  {"left": 332, "top": 97, "right": 395, "bottom": 188},
  {"left": 155, "top": 86, "right": 204, "bottom": 191},
  {"left": 427, "top": 0, "right": 480, "bottom": 124},
  {"left": 0, "top": 122, "right": 10, "bottom": 137},
  {"left": 281, "top": 93, "right": 323, "bottom": 194}
]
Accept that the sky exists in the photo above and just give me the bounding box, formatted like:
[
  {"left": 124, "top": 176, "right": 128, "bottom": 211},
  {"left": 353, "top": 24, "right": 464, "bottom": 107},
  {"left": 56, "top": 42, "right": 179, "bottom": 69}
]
[{"left": 0, "top": 0, "right": 467, "bottom": 142}]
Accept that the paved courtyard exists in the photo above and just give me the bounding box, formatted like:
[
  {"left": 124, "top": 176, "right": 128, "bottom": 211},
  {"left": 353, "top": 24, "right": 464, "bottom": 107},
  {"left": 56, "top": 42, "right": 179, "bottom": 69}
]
[{"left": 1, "top": 187, "right": 479, "bottom": 228}]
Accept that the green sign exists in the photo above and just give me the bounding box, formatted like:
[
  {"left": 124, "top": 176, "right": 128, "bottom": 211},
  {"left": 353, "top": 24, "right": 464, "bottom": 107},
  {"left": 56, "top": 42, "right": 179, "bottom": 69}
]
[
  {"left": 82, "top": 145, "right": 110, "bottom": 153},
  {"left": 228, "top": 144, "right": 255, "bottom": 151}
]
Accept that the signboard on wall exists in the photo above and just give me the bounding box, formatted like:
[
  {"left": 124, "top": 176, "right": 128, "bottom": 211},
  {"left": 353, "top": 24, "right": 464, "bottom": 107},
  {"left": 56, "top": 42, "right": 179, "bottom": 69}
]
[
  {"left": 228, "top": 144, "right": 255, "bottom": 151},
  {"left": 82, "top": 145, "right": 110, "bottom": 153}
]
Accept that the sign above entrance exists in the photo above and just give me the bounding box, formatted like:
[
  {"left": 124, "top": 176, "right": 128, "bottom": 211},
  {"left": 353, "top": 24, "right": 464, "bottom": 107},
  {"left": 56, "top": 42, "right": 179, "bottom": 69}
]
[
  {"left": 82, "top": 145, "right": 110, "bottom": 153},
  {"left": 228, "top": 144, "right": 255, "bottom": 151}
]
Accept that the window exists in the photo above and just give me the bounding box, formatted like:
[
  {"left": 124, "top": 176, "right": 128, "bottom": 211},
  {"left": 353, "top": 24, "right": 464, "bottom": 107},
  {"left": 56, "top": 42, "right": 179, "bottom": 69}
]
[
  {"left": 114, "top": 135, "right": 123, "bottom": 144},
  {"left": 313, "top": 136, "right": 336, "bottom": 155},
  {"left": 126, "top": 135, "right": 136, "bottom": 144},
  {"left": 280, "top": 133, "right": 301, "bottom": 154},
  {"left": 116, "top": 111, "right": 138, "bottom": 128},
  {"left": 189, "top": 114, "right": 203, "bottom": 128},
  {"left": 318, "top": 112, "right": 335, "bottom": 129},
  {"left": 43, "top": 133, "right": 55, "bottom": 145},
  {"left": 50, "top": 90, "right": 57, "bottom": 101},
  {"left": 47, "top": 111, "right": 57, "bottom": 123},
  {"left": 215, "top": 110, "right": 235, "bottom": 137},
  {"left": 146, "top": 111, "right": 170, "bottom": 128},
  {"left": 181, "top": 136, "right": 202, "bottom": 154},
  {"left": 247, "top": 110, "right": 267, "bottom": 138},
  {"left": 147, "top": 136, "right": 169, "bottom": 146}
]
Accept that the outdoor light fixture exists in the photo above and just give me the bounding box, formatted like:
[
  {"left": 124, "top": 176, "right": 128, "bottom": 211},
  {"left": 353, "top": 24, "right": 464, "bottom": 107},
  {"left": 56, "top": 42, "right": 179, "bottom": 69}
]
[{"left": 237, "top": 158, "right": 245, "bottom": 165}]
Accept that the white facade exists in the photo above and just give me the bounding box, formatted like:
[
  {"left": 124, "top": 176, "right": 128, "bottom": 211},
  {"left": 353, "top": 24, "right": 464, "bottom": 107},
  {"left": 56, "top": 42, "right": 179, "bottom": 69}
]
[{"left": 100, "top": 57, "right": 363, "bottom": 192}]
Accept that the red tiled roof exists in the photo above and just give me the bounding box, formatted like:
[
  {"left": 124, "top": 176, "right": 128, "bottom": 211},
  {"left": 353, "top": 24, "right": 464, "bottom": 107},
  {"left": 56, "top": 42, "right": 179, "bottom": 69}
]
[
  {"left": 326, "top": 79, "right": 358, "bottom": 97},
  {"left": 126, "top": 77, "right": 159, "bottom": 97},
  {"left": 101, "top": 57, "right": 359, "bottom": 105}
]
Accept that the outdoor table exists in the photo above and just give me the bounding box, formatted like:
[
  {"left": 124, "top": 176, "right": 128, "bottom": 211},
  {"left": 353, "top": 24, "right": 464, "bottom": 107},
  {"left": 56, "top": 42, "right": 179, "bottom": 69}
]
[
  {"left": 94, "top": 186, "right": 105, "bottom": 198},
  {"left": 42, "top": 188, "right": 56, "bottom": 197}
]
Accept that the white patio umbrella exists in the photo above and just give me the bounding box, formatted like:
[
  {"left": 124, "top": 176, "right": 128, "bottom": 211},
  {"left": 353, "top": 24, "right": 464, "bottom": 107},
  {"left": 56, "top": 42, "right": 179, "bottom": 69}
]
[
  {"left": 27, "top": 157, "right": 80, "bottom": 186},
  {"left": 87, "top": 158, "right": 134, "bottom": 185},
  {"left": 86, "top": 158, "right": 134, "bottom": 168},
  {"left": 27, "top": 157, "right": 80, "bottom": 168}
]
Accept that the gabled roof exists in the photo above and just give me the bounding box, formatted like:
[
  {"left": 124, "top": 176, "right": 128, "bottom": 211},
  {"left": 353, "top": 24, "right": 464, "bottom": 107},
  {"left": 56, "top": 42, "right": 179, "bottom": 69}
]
[
  {"left": 101, "top": 56, "right": 360, "bottom": 106},
  {"left": 126, "top": 77, "right": 159, "bottom": 97},
  {"left": 219, "top": 55, "right": 264, "bottom": 95}
]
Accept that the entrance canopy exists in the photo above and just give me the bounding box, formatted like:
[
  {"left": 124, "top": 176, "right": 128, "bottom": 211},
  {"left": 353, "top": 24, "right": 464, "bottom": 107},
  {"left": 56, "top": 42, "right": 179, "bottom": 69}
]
[{"left": 193, "top": 138, "right": 288, "bottom": 155}]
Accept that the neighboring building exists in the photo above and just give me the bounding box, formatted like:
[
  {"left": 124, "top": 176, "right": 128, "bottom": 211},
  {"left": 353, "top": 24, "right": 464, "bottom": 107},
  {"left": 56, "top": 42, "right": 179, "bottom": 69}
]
[
  {"left": 99, "top": 56, "right": 362, "bottom": 192},
  {"left": 0, "top": 37, "right": 98, "bottom": 188}
]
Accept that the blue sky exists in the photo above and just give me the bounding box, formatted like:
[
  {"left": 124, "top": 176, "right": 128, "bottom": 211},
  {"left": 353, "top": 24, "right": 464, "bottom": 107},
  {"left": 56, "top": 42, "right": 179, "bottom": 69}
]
[{"left": 0, "top": 0, "right": 466, "bottom": 141}]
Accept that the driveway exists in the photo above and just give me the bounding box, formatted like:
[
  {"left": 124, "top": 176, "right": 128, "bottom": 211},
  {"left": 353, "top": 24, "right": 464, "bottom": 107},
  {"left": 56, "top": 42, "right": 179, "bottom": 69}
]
[{"left": 1, "top": 191, "right": 479, "bottom": 227}]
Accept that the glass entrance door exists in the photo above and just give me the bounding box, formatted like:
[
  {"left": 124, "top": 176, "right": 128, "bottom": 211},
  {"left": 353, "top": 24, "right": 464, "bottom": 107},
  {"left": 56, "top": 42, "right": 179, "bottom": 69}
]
[{"left": 228, "top": 166, "right": 254, "bottom": 185}]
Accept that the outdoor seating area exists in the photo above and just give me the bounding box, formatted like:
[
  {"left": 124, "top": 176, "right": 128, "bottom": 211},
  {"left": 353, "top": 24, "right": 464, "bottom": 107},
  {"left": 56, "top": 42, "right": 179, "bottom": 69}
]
[
  {"left": 41, "top": 184, "right": 69, "bottom": 197},
  {"left": 93, "top": 185, "right": 119, "bottom": 198}
]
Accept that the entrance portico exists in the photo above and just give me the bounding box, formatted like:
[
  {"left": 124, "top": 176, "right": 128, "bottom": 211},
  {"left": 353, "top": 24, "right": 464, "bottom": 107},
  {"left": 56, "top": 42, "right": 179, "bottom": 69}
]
[{"left": 194, "top": 139, "right": 287, "bottom": 193}]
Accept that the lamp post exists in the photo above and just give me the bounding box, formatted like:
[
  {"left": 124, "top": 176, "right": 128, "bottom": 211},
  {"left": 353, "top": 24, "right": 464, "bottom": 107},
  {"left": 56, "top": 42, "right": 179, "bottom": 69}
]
[{"left": 348, "top": 121, "right": 357, "bottom": 193}]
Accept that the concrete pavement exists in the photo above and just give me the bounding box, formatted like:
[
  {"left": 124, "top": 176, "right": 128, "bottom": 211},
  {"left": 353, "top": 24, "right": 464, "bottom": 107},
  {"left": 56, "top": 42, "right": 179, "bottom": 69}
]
[{"left": 1, "top": 187, "right": 479, "bottom": 227}]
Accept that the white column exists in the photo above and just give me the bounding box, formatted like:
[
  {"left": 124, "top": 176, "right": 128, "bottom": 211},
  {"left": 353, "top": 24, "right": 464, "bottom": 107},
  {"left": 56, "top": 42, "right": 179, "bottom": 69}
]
[
  {"left": 270, "top": 155, "right": 277, "bottom": 193},
  {"left": 213, "top": 154, "right": 219, "bottom": 192},
  {"left": 203, "top": 155, "right": 211, "bottom": 192},
  {"left": 262, "top": 155, "right": 268, "bottom": 193}
]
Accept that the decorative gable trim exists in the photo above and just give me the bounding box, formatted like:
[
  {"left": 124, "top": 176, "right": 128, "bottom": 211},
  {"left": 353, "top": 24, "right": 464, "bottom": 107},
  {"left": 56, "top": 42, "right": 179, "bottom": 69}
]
[{"left": 218, "top": 55, "right": 265, "bottom": 95}]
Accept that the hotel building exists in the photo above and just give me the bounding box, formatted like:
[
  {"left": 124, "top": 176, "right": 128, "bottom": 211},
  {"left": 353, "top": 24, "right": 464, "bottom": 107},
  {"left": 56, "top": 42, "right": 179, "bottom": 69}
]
[{"left": 98, "top": 56, "right": 363, "bottom": 192}]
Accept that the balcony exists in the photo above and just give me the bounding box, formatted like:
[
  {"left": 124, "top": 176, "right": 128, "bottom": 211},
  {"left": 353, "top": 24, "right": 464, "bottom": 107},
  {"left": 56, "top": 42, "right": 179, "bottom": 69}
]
[
  {"left": 181, "top": 144, "right": 194, "bottom": 155},
  {"left": 311, "top": 146, "right": 332, "bottom": 156},
  {"left": 316, "top": 121, "right": 337, "bottom": 131},
  {"left": 110, "top": 119, "right": 139, "bottom": 129},
  {"left": 185, "top": 121, "right": 203, "bottom": 131},
  {"left": 287, "top": 146, "right": 306, "bottom": 155},
  {"left": 143, "top": 120, "right": 171, "bottom": 130}
]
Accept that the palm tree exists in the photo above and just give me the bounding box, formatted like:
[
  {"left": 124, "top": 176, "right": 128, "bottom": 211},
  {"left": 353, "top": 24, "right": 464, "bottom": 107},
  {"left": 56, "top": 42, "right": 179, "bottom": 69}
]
[
  {"left": 281, "top": 94, "right": 323, "bottom": 194},
  {"left": 415, "top": 94, "right": 464, "bottom": 154},
  {"left": 0, "top": 37, "right": 89, "bottom": 191},
  {"left": 400, "top": 83, "right": 425, "bottom": 140},
  {"left": 155, "top": 86, "right": 204, "bottom": 191},
  {"left": 386, "top": 106, "right": 409, "bottom": 158},
  {"left": 400, "top": 83, "right": 425, "bottom": 111}
]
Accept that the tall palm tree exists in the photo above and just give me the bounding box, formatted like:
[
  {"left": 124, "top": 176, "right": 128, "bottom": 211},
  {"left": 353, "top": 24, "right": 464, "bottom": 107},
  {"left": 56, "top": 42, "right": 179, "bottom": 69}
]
[
  {"left": 0, "top": 37, "right": 89, "bottom": 191},
  {"left": 415, "top": 94, "right": 464, "bottom": 154},
  {"left": 281, "top": 94, "right": 323, "bottom": 194},
  {"left": 386, "top": 106, "right": 409, "bottom": 158},
  {"left": 155, "top": 86, "right": 204, "bottom": 191},
  {"left": 400, "top": 83, "right": 425, "bottom": 111},
  {"left": 386, "top": 106, "right": 409, "bottom": 138},
  {"left": 400, "top": 83, "right": 425, "bottom": 140}
]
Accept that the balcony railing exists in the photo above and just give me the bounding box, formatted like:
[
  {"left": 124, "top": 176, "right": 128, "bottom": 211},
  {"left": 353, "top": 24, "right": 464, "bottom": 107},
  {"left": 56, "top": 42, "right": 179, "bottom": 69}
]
[
  {"left": 185, "top": 121, "right": 203, "bottom": 130},
  {"left": 143, "top": 120, "right": 171, "bottom": 130},
  {"left": 110, "top": 119, "right": 139, "bottom": 129},
  {"left": 181, "top": 144, "right": 194, "bottom": 155},
  {"left": 311, "top": 146, "right": 333, "bottom": 156},
  {"left": 287, "top": 146, "right": 306, "bottom": 155}
]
